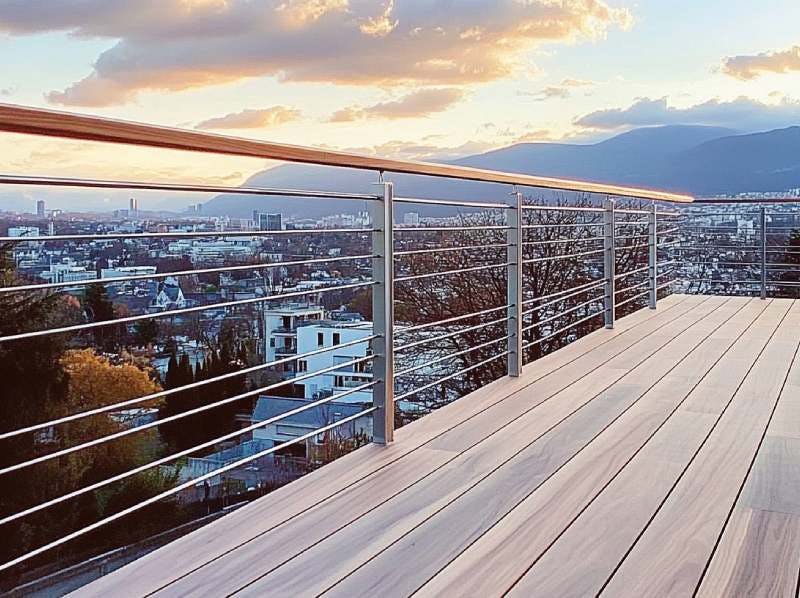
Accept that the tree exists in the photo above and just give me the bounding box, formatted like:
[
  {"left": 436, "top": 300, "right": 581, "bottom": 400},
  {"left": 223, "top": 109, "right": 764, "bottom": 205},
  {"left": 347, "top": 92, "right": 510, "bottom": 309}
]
[
  {"left": 84, "top": 283, "right": 121, "bottom": 350},
  {"left": 393, "top": 194, "right": 647, "bottom": 416},
  {"left": 133, "top": 318, "right": 159, "bottom": 348}
]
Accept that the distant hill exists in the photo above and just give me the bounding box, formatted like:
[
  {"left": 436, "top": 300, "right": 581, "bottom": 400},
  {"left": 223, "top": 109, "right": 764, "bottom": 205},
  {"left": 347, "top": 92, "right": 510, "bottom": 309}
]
[{"left": 203, "top": 125, "right": 800, "bottom": 218}]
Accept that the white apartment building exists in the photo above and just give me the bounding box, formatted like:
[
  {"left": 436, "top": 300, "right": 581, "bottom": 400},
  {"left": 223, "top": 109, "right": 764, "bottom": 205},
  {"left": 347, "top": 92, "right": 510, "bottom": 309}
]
[
  {"left": 296, "top": 320, "right": 374, "bottom": 404},
  {"left": 264, "top": 303, "right": 326, "bottom": 368}
]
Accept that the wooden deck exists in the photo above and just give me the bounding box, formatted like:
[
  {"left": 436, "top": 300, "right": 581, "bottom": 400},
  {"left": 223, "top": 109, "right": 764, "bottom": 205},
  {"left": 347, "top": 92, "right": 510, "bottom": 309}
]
[{"left": 74, "top": 294, "right": 800, "bottom": 597}]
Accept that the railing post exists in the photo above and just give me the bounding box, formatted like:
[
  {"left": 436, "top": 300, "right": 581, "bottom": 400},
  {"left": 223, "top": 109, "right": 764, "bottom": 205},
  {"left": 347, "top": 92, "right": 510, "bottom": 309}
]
[
  {"left": 648, "top": 202, "right": 658, "bottom": 309},
  {"left": 370, "top": 181, "right": 394, "bottom": 444},
  {"left": 507, "top": 191, "right": 524, "bottom": 377},
  {"left": 603, "top": 198, "right": 616, "bottom": 329},
  {"left": 760, "top": 206, "right": 767, "bottom": 300}
]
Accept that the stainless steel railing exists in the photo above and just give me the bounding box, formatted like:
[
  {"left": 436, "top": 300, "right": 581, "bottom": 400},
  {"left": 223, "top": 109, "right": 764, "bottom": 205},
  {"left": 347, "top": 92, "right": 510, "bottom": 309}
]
[
  {"left": 0, "top": 104, "right": 689, "bottom": 584},
  {"left": 671, "top": 201, "right": 800, "bottom": 298}
]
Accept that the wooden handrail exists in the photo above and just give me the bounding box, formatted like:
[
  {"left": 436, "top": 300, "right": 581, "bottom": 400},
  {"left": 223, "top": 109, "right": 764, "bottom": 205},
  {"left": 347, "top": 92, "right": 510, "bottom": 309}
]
[{"left": 0, "top": 103, "right": 693, "bottom": 203}]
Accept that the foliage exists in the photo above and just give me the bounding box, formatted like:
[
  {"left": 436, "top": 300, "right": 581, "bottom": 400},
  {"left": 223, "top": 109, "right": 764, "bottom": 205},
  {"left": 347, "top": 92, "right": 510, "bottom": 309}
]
[{"left": 160, "top": 328, "right": 249, "bottom": 452}]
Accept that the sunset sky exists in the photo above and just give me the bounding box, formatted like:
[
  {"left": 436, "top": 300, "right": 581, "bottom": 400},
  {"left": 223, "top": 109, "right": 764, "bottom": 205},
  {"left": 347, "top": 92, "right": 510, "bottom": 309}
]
[{"left": 1, "top": 0, "right": 800, "bottom": 190}]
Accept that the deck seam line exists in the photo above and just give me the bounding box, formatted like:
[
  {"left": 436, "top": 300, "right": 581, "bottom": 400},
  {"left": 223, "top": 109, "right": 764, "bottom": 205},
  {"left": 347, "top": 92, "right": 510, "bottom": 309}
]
[
  {"left": 249, "top": 298, "right": 733, "bottom": 597},
  {"left": 494, "top": 298, "right": 772, "bottom": 596},
  {"left": 144, "top": 295, "right": 695, "bottom": 595},
  {"left": 593, "top": 299, "right": 795, "bottom": 598},
  {"left": 693, "top": 300, "right": 800, "bottom": 597}
]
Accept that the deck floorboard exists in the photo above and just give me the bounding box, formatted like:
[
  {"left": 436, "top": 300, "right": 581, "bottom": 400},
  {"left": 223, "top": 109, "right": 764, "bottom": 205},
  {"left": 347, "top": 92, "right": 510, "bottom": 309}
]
[{"left": 71, "top": 295, "right": 800, "bottom": 598}]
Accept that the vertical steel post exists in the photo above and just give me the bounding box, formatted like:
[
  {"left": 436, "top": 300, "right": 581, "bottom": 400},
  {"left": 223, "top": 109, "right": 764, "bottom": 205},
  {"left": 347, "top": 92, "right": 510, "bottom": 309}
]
[
  {"left": 370, "top": 182, "right": 394, "bottom": 444},
  {"left": 648, "top": 202, "right": 658, "bottom": 309},
  {"left": 507, "top": 191, "right": 524, "bottom": 377},
  {"left": 760, "top": 206, "right": 767, "bottom": 300},
  {"left": 604, "top": 198, "right": 616, "bottom": 329}
]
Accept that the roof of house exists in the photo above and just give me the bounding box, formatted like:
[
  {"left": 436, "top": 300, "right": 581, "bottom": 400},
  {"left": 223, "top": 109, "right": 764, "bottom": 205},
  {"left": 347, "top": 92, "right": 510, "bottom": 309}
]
[{"left": 252, "top": 396, "right": 365, "bottom": 428}]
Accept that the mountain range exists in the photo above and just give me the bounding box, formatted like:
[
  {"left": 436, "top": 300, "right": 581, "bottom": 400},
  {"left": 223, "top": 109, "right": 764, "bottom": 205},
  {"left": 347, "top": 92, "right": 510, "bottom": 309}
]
[{"left": 205, "top": 125, "right": 800, "bottom": 219}]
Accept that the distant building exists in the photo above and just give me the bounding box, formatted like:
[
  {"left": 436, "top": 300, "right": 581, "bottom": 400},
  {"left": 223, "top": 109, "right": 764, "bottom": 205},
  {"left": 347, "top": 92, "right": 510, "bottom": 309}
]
[
  {"left": 250, "top": 396, "right": 373, "bottom": 461},
  {"left": 36, "top": 199, "right": 46, "bottom": 218},
  {"left": 101, "top": 266, "right": 157, "bottom": 279},
  {"left": 41, "top": 262, "right": 98, "bottom": 284},
  {"left": 403, "top": 212, "right": 420, "bottom": 226},
  {"left": 263, "top": 303, "right": 326, "bottom": 369},
  {"left": 129, "top": 197, "right": 139, "bottom": 215},
  {"left": 8, "top": 226, "right": 40, "bottom": 238},
  {"left": 296, "top": 318, "right": 373, "bottom": 404},
  {"left": 253, "top": 211, "right": 282, "bottom": 231},
  {"left": 152, "top": 279, "right": 187, "bottom": 310}
]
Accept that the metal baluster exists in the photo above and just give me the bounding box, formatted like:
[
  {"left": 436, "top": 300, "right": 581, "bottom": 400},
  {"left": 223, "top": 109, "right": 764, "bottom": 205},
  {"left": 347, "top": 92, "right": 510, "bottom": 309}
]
[
  {"left": 604, "top": 198, "right": 616, "bottom": 328},
  {"left": 760, "top": 207, "right": 767, "bottom": 300},
  {"left": 370, "top": 181, "right": 395, "bottom": 444},
  {"left": 507, "top": 191, "right": 524, "bottom": 377},
  {"left": 649, "top": 201, "right": 658, "bottom": 309}
]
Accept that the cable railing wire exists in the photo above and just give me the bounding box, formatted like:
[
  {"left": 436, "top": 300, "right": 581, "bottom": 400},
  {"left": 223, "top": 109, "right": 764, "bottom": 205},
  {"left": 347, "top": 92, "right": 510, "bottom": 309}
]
[
  {"left": 0, "top": 406, "right": 375, "bottom": 574},
  {"left": 0, "top": 281, "right": 375, "bottom": 344},
  {"left": 0, "top": 254, "right": 374, "bottom": 294},
  {"left": 0, "top": 354, "right": 375, "bottom": 476},
  {"left": 0, "top": 335, "right": 376, "bottom": 441},
  {"left": 0, "top": 381, "right": 376, "bottom": 528}
]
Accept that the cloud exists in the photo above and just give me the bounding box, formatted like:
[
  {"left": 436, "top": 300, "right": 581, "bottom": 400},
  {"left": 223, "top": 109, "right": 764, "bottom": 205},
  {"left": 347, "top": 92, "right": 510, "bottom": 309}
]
[
  {"left": 0, "top": 87, "right": 13, "bottom": 96},
  {"left": 338, "top": 138, "right": 495, "bottom": 162},
  {"left": 574, "top": 96, "right": 800, "bottom": 132},
  {"left": 561, "top": 78, "right": 596, "bottom": 87},
  {"left": 523, "top": 86, "right": 572, "bottom": 101},
  {"left": 329, "top": 88, "right": 465, "bottom": 122},
  {"left": 513, "top": 129, "right": 559, "bottom": 143},
  {"left": 721, "top": 46, "right": 800, "bottom": 80},
  {"left": 0, "top": 0, "right": 632, "bottom": 106},
  {"left": 195, "top": 106, "right": 301, "bottom": 130}
]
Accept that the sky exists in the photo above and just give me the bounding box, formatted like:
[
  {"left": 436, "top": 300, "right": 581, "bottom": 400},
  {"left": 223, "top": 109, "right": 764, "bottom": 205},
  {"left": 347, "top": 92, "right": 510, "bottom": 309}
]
[{"left": 1, "top": 0, "right": 800, "bottom": 199}]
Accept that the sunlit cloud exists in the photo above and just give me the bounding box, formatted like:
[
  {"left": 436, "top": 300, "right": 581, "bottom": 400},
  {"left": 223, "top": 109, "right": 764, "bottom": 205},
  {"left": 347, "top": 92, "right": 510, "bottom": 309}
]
[
  {"left": 574, "top": 96, "right": 800, "bottom": 132},
  {"left": 521, "top": 86, "right": 572, "bottom": 101},
  {"left": 0, "top": 0, "right": 632, "bottom": 106},
  {"left": 329, "top": 88, "right": 465, "bottom": 122},
  {"left": 195, "top": 106, "right": 302, "bottom": 130},
  {"left": 721, "top": 45, "right": 800, "bottom": 80}
]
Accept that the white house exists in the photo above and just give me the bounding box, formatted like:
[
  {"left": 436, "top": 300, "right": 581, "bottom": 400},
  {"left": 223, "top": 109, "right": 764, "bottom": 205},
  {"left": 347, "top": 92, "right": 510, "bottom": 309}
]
[{"left": 296, "top": 319, "right": 374, "bottom": 404}]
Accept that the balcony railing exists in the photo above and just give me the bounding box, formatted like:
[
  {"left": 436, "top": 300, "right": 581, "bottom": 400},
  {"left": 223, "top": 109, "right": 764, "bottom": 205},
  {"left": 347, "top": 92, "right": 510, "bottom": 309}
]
[
  {"left": 0, "top": 103, "right": 696, "bottom": 586},
  {"left": 672, "top": 200, "right": 800, "bottom": 299}
]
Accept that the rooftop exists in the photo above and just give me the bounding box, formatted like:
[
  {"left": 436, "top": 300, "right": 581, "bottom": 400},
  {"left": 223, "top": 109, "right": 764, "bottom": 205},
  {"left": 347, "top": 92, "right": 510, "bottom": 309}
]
[{"left": 73, "top": 294, "right": 800, "bottom": 597}]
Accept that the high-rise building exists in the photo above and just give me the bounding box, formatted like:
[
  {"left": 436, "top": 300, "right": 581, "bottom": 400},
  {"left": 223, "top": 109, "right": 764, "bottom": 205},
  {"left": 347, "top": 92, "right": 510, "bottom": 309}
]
[
  {"left": 253, "top": 211, "right": 282, "bottom": 231},
  {"left": 36, "top": 199, "right": 45, "bottom": 218},
  {"left": 129, "top": 197, "right": 139, "bottom": 215},
  {"left": 403, "top": 212, "right": 420, "bottom": 226}
]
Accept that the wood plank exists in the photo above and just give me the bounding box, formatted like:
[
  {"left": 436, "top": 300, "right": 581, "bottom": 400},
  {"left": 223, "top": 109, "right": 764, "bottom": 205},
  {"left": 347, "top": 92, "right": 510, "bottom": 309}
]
[
  {"left": 72, "top": 298, "right": 695, "bottom": 597},
  {"left": 415, "top": 298, "right": 771, "bottom": 598},
  {"left": 222, "top": 299, "right": 734, "bottom": 596},
  {"left": 0, "top": 104, "right": 694, "bottom": 203},
  {"left": 600, "top": 300, "right": 800, "bottom": 598},
  {"left": 504, "top": 299, "right": 786, "bottom": 597},
  {"left": 696, "top": 342, "right": 800, "bottom": 597},
  {"left": 696, "top": 509, "right": 800, "bottom": 597}
]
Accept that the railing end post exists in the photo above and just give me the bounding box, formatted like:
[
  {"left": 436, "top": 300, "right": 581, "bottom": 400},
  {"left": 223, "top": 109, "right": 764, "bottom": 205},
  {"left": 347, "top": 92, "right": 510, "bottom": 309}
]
[
  {"left": 603, "top": 197, "right": 616, "bottom": 329},
  {"left": 370, "top": 180, "right": 394, "bottom": 444},
  {"left": 507, "top": 191, "right": 524, "bottom": 377}
]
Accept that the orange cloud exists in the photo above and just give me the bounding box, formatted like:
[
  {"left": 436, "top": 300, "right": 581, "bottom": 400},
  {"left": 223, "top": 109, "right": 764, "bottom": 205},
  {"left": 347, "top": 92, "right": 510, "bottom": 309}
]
[
  {"left": 721, "top": 46, "right": 800, "bottom": 80},
  {"left": 329, "top": 88, "right": 465, "bottom": 122},
  {"left": 0, "top": 0, "right": 633, "bottom": 106},
  {"left": 195, "top": 106, "right": 302, "bottom": 129}
]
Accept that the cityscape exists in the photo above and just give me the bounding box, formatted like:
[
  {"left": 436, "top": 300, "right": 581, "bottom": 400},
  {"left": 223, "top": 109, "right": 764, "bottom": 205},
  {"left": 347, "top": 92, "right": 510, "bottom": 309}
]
[{"left": 1, "top": 0, "right": 800, "bottom": 595}]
